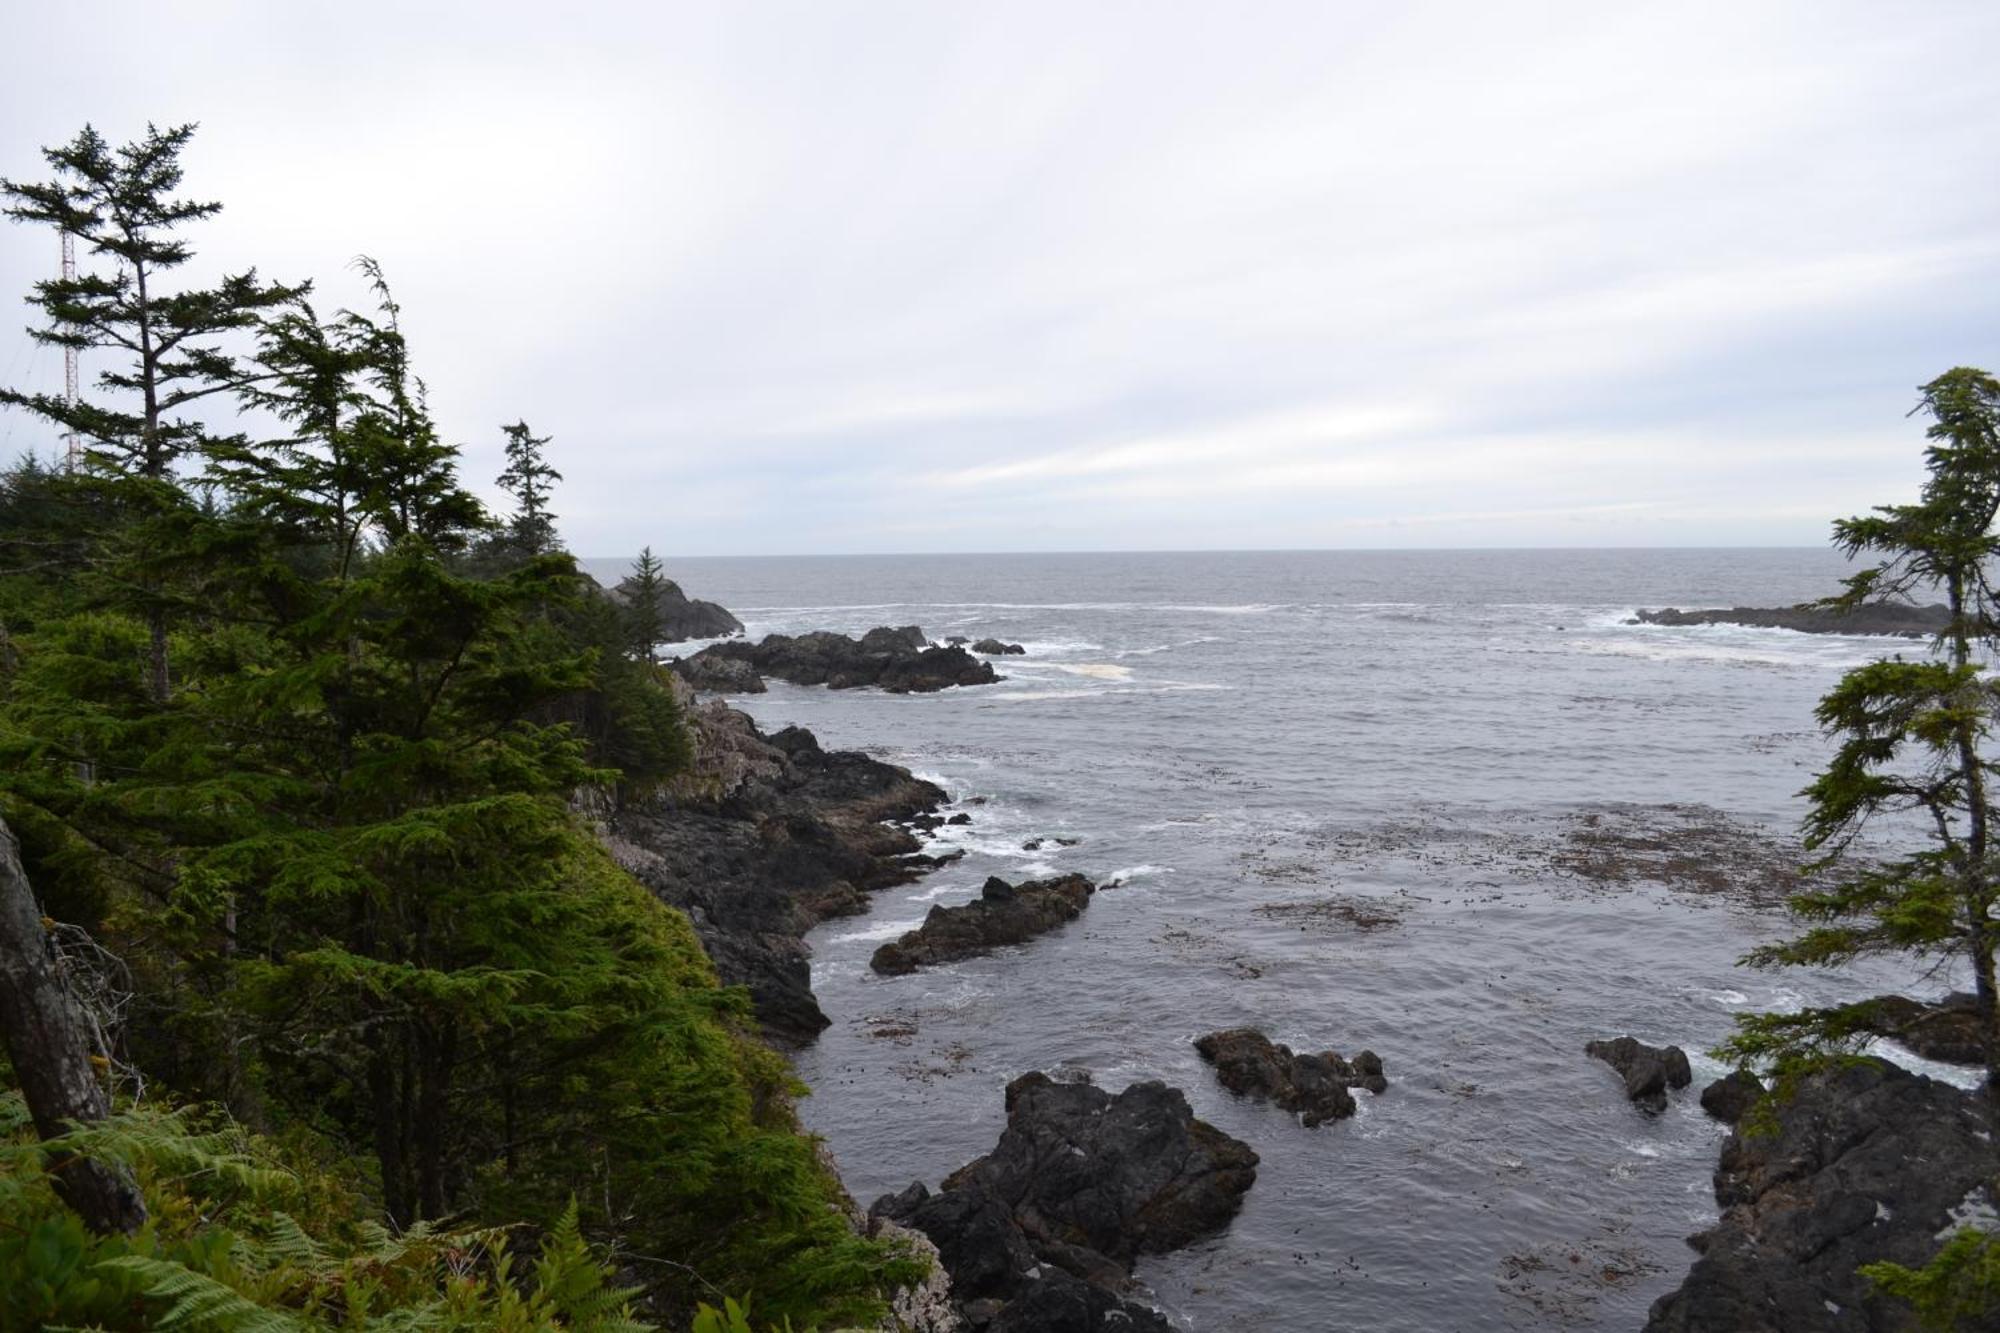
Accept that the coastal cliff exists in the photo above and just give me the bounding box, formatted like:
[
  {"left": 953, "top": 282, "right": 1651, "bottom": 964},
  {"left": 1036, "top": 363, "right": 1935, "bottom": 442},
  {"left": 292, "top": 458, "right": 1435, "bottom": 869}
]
[{"left": 590, "top": 677, "right": 951, "bottom": 1042}]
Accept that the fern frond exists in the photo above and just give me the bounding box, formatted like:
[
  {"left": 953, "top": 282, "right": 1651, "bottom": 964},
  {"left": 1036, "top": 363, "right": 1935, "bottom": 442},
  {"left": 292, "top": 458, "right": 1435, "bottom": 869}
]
[{"left": 92, "top": 1254, "right": 303, "bottom": 1331}]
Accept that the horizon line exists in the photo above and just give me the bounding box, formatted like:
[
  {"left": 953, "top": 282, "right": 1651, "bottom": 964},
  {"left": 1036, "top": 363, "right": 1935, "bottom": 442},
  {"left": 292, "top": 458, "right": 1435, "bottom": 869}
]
[{"left": 577, "top": 543, "right": 1846, "bottom": 562}]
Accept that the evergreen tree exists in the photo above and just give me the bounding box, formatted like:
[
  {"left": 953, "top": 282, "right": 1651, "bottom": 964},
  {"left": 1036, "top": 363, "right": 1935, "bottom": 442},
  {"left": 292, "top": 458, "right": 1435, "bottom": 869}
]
[
  {"left": 0, "top": 138, "right": 918, "bottom": 1326},
  {"left": 0, "top": 123, "right": 299, "bottom": 700},
  {"left": 1724, "top": 367, "right": 2000, "bottom": 1088},
  {"left": 497, "top": 420, "right": 562, "bottom": 556},
  {"left": 623, "top": 546, "right": 667, "bottom": 663}
]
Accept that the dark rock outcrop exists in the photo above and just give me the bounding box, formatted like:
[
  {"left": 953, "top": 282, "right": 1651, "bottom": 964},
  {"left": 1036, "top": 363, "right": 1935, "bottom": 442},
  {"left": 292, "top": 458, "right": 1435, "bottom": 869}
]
[
  {"left": 670, "top": 651, "right": 766, "bottom": 694},
  {"left": 971, "top": 638, "right": 1026, "bottom": 655},
  {"left": 1586, "top": 1035, "right": 1692, "bottom": 1112},
  {"left": 1646, "top": 1059, "right": 2000, "bottom": 1332},
  {"left": 680, "top": 626, "right": 1000, "bottom": 694},
  {"left": 613, "top": 572, "right": 744, "bottom": 642},
  {"left": 1859, "top": 992, "right": 1987, "bottom": 1065},
  {"left": 593, "top": 685, "right": 945, "bottom": 1042},
  {"left": 872, "top": 1073, "right": 1255, "bottom": 1330},
  {"left": 1194, "top": 1027, "right": 1386, "bottom": 1127},
  {"left": 1698, "top": 1070, "right": 1766, "bottom": 1125},
  {"left": 1630, "top": 603, "right": 1950, "bottom": 637},
  {"left": 870, "top": 875, "right": 1094, "bottom": 975}
]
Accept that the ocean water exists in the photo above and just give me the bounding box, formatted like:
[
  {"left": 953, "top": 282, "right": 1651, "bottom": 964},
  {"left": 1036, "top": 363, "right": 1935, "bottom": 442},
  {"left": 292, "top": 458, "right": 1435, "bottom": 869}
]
[{"left": 586, "top": 548, "right": 1972, "bottom": 1332}]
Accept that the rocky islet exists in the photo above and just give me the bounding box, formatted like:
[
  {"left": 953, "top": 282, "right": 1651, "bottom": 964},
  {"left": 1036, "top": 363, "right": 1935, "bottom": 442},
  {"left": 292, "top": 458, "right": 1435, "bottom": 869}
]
[{"left": 676, "top": 625, "right": 1002, "bottom": 694}]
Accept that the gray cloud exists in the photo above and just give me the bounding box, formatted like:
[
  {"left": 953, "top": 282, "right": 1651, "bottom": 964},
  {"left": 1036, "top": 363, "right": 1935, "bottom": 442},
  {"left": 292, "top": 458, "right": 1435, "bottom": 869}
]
[{"left": 3, "top": 1, "right": 1997, "bottom": 555}]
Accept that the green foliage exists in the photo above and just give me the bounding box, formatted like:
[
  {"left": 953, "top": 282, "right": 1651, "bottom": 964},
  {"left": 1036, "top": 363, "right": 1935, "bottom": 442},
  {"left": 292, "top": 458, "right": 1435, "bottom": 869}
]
[
  {"left": 497, "top": 422, "right": 562, "bottom": 557},
  {"left": 0, "top": 1093, "right": 655, "bottom": 1331},
  {"left": 1724, "top": 368, "right": 2000, "bottom": 1086},
  {"left": 689, "top": 1297, "right": 793, "bottom": 1333},
  {"left": 621, "top": 549, "right": 668, "bottom": 665},
  {"left": 0, "top": 123, "right": 300, "bottom": 480},
  {"left": 0, "top": 120, "right": 909, "bottom": 1331},
  {"left": 1863, "top": 1228, "right": 2000, "bottom": 1332}
]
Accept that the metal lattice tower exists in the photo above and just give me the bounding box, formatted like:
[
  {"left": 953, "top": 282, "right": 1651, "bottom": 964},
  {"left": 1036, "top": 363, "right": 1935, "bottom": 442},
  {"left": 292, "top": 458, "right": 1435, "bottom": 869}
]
[{"left": 61, "top": 230, "right": 80, "bottom": 470}]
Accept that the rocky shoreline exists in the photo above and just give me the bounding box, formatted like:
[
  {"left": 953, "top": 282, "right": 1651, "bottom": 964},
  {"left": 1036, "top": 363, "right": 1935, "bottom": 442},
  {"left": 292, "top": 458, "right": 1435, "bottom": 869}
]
[
  {"left": 1645, "top": 1059, "right": 2000, "bottom": 1332},
  {"left": 590, "top": 678, "right": 951, "bottom": 1042},
  {"left": 599, "top": 586, "right": 1994, "bottom": 1330},
  {"left": 1630, "top": 602, "right": 1950, "bottom": 636}
]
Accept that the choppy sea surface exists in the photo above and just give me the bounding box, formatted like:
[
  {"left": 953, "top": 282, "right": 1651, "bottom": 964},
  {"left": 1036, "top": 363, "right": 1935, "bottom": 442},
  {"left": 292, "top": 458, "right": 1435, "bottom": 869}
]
[{"left": 587, "top": 548, "right": 1974, "bottom": 1332}]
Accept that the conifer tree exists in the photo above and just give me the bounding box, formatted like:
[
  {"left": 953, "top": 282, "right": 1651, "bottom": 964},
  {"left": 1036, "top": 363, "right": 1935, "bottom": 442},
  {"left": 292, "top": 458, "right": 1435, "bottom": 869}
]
[
  {"left": 0, "top": 123, "right": 299, "bottom": 699},
  {"left": 623, "top": 546, "right": 667, "bottom": 663},
  {"left": 1725, "top": 367, "right": 2000, "bottom": 1089},
  {"left": 497, "top": 420, "right": 562, "bottom": 555}
]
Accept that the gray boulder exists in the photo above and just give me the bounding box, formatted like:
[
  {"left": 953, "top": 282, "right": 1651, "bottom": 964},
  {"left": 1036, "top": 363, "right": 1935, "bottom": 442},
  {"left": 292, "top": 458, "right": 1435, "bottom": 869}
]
[
  {"left": 1194, "top": 1027, "right": 1386, "bottom": 1126},
  {"left": 871, "top": 875, "right": 1094, "bottom": 975},
  {"left": 1586, "top": 1035, "right": 1693, "bottom": 1113}
]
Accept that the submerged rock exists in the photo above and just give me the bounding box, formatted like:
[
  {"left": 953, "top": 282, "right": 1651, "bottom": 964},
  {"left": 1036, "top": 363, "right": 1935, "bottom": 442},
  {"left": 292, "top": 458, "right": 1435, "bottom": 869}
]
[
  {"left": 1698, "top": 1070, "right": 1766, "bottom": 1125},
  {"left": 1646, "top": 1059, "right": 2000, "bottom": 1332},
  {"left": 873, "top": 1073, "right": 1255, "bottom": 1330},
  {"left": 1586, "top": 1035, "right": 1692, "bottom": 1113},
  {"left": 681, "top": 626, "right": 1000, "bottom": 694},
  {"left": 1194, "top": 1027, "right": 1387, "bottom": 1127},
  {"left": 871, "top": 875, "right": 1095, "bottom": 974},
  {"left": 1630, "top": 603, "right": 1949, "bottom": 637},
  {"left": 971, "top": 638, "right": 1026, "bottom": 655}
]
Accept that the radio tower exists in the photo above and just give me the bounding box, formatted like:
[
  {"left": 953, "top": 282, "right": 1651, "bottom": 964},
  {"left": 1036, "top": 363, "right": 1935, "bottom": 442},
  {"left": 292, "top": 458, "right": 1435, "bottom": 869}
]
[{"left": 61, "top": 230, "right": 80, "bottom": 471}]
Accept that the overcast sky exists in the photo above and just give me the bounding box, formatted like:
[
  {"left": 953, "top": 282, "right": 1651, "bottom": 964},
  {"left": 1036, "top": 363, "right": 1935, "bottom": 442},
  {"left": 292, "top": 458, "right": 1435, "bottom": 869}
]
[{"left": 2, "top": 2, "right": 1997, "bottom": 556}]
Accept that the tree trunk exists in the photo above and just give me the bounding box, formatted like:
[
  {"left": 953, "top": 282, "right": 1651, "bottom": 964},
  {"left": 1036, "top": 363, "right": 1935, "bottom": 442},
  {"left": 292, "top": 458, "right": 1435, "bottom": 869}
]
[
  {"left": 147, "top": 612, "right": 170, "bottom": 704},
  {"left": 367, "top": 1030, "right": 413, "bottom": 1229},
  {"left": 413, "top": 1020, "right": 454, "bottom": 1220},
  {"left": 0, "top": 815, "right": 147, "bottom": 1234},
  {"left": 1946, "top": 573, "right": 1999, "bottom": 1094}
]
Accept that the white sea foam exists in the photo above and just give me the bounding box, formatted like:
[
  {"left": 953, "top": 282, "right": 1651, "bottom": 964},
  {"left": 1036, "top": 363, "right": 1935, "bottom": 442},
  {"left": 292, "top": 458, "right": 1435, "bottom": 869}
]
[
  {"left": 1867, "top": 1039, "right": 1986, "bottom": 1090},
  {"left": 984, "top": 683, "right": 1229, "bottom": 703},
  {"left": 1012, "top": 641, "right": 1107, "bottom": 656},
  {"left": 827, "top": 917, "right": 926, "bottom": 944},
  {"left": 1050, "top": 663, "right": 1135, "bottom": 681},
  {"left": 1103, "top": 864, "right": 1173, "bottom": 885},
  {"left": 1116, "top": 635, "right": 1226, "bottom": 657}
]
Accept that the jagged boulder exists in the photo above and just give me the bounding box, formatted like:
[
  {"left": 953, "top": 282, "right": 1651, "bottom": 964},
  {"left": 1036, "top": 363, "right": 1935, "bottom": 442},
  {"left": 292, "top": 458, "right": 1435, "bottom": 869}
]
[
  {"left": 1194, "top": 1027, "right": 1386, "bottom": 1127},
  {"left": 1698, "top": 1070, "right": 1766, "bottom": 1125},
  {"left": 947, "top": 1073, "right": 1259, "bottom": 1261},
  {"left": 871, "top": 876, "right": 1094, "bottom": 975},
  {"left": 1586, "top": 1035, "right": 1692, "bottom": 1113},
  {"left": 1646, "top": 1059, "right": 2000, "bottom": 1332},
  {"left": 872, "top": 1073, "right": 1254, "bottom": 1329},
  {"left": 670, "top": 652, "right": 766, "bottom": 694}
]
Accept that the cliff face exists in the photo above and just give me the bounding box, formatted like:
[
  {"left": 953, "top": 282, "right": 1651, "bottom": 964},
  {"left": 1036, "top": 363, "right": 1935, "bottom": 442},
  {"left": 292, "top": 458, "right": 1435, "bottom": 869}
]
[{"left": 587, "top": 680, "right": 946, "bottom": 1042}]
